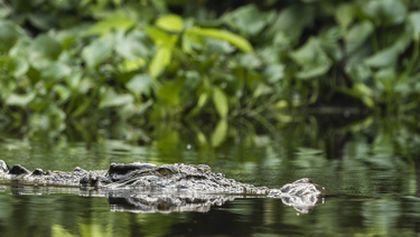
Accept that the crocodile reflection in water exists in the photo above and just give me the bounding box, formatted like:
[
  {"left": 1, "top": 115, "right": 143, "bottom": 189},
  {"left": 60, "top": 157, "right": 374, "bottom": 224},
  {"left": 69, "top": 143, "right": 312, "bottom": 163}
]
[{"left": 0, "top": 160, "right": 325, "bottom": 214}]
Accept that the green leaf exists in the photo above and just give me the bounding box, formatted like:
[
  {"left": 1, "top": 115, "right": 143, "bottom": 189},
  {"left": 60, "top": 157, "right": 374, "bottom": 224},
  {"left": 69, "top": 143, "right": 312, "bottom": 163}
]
[
  {"left": 342, "top": 83, "right": 374, "bottom": 108},
  {"left": 156, "top": 80, "right": 183, "bottom": 107},
  {"left": 267, "top": 5, "right": 314, "bottom": 44},
  {"left": 182, "top": 30, "right": 204, "bottom": 53},
  {"left": 238, "top": 53, "right": 261, "bottom": 69},
  {"left": 365, "top": 47, "right": 399, "bottom": 68},
  {"left": 6, "top": 93, "right": 36, "bottom": 107},
  {"left": 100, "top": 89, "right": 134, "bottom": 108},
  {"left": 319, "top": 27, "right": 344, "bottom": 61},
  {"left": 222, "top": 5, "right": 272, "bottom": 36},
  {"left": 365, "top": 33, "right": 410, "bottom": 68},
  {"left": 188, "top": 27, "right": 253, "bottom": 53},
  {"left": 126, "top": 74, "right": 152, "bottom": 96},
  {"left": 52, "top": 111, "right": 70, "bottom": 129},
  {"left": 211, "top": 119, "right": 228, "bottom": 147},
  {"left": 364, "top": 0, "right": 407, "bottom": 26},
  {"left": 71, "top": 99, "right": 91, "bottom": 117},
  {"left": 149, "top": 47, "right": 172, "bottom": 78},
  {"left": 0, "top": 20, "right": 24, "bottom": 53},
  {"left": 82, "top": 36, "right": 113, "bottom": 68},
  {"left": 409, "top": 11, "right": 420, "bottom": 41},
  {"left": 205, "top": 39, "right": 235, "bottom": 54},
  {"left": 10, "top": 56, "right": 29, "bottom": 77},
  {"left": 189, "top": 92, "right": 209, "bottom": 116},
  {"left": 212, "top": 87, "right": 229, "bottom": 119},
  {"left": 264, "top": 64, "right": 285, "bottom": 83},
  {"left": 41, "top": 62, "right": 72, "bottom": 80},
  {"left": 156, "top": 14, "right": 184, "bottom": 33},
  {"left": 290, "top": 38, "right": 332, "bottom": 79},
  {"left": 119, "top": 58, "right": 146, "bottom": 73},
  {"left": 53, "top": 85, "right": 71, "bottom": 102},
  {"left": 346, "top": 63, "right": 372, "bottom": 82},
  {"left": 9, "top": 38, "right": 30, "bottom": 77},
  {"left": 345, "top": 21, "right": 374, "bottom": 53},
  {"left": 335, "top": 4, "right": 355, "bottom": 29},
  {"left": 29, "top": 35, "right": 62, "bottom": 69},
  {"left": 27, "top": 13, "right": 55, "bottom": 31},
  {"left": 146, "top": 27, "right": 178, "bottom": 47},
  {"left": 115, "top": 31, "right": 150, "bottom": 59},
  {"left": 374, "top": 68, "right": 396, "bottom": 92},
  {"left": 89, "top": 15, "right": 135, "bottom": 35},
  {"left": 253, "top": 83, "right": 273, "bottom": 98},
  {"left": 0, "top": 5, "right": 11, "bottom": 18}
]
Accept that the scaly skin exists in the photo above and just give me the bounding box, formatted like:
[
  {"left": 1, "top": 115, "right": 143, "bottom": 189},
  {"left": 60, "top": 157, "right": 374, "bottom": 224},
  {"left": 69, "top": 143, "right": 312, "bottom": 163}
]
[{"left": 0, "top": 160, "right": 325, "bottom": 213}]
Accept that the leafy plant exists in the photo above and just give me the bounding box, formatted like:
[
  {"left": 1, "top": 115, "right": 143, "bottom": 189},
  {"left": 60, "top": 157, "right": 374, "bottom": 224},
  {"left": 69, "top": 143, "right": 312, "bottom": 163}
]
[{"left": 0, "top": 0, "right": 419, "bottom": 137}]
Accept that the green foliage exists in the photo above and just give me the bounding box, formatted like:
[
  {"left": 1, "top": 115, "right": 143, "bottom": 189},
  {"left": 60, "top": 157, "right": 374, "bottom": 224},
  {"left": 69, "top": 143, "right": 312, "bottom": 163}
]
[
  {"left": 156, "top": 14, "right": 184, "bottom": 33},
  {"left": 0, "top": 0, "right": 419, "bottom": 134},
  {"left": 187, "top": 27, "right": 253, "bottom": 53},
  {"left": 212, "top": 87, "right": 229, "bottom": 119},
  {"left": 290, "top": 38, "right": 332, "bottom": 79}
]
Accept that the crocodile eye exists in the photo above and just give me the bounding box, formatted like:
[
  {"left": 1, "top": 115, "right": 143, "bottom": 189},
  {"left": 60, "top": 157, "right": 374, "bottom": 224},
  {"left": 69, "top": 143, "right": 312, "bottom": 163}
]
[
  {"left": 156, "top": 167, "right": 175, "bottom": 176},
  {"left": 280, "top": 184, "right": 291, "bottom": 193}
]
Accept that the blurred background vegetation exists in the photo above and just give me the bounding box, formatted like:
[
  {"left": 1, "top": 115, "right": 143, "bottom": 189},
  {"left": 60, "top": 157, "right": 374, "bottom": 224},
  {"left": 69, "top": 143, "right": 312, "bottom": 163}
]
[{"left": 0, "top": 0, "right": 419, "bottom": 139}]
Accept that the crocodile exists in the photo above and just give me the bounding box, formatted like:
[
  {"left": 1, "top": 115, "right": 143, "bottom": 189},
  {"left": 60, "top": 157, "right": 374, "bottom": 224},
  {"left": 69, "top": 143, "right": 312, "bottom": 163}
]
[{"left": 0, "top": 160, "right": 325, "bottom": 214}]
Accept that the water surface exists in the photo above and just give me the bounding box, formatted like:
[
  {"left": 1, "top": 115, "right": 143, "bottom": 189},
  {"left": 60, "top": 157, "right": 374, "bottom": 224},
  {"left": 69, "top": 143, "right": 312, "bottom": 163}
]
[{"left": 0, "top": 117, "right": 419, "bottom": 236}]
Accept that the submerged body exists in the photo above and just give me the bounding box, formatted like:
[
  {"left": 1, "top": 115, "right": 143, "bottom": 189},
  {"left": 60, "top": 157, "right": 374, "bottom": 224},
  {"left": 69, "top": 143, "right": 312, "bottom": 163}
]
[{"left": 0, "top": 160, "right": 324, "bottom": 213}]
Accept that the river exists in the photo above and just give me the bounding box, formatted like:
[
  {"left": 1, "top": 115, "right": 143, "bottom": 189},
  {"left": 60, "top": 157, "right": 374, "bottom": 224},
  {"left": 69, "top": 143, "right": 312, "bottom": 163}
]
[{"left": 0, "top": 116, "right": 419, "bottom": 236}]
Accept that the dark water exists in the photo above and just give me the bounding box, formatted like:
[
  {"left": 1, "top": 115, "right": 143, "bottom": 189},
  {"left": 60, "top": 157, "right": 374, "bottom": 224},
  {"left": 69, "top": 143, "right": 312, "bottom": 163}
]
[{"left": 0, "top": 117, "right": 419, "bottom": 236}]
